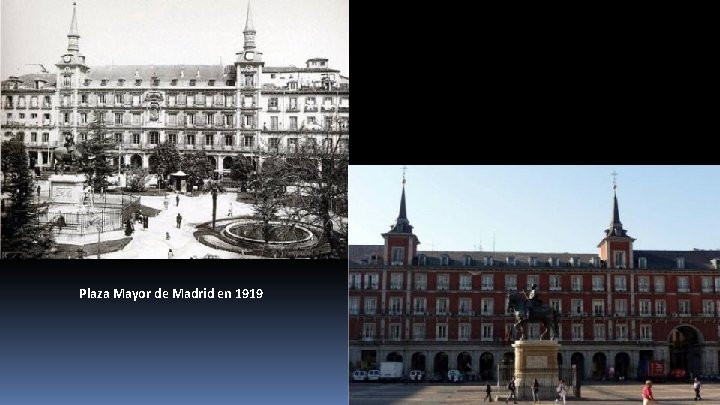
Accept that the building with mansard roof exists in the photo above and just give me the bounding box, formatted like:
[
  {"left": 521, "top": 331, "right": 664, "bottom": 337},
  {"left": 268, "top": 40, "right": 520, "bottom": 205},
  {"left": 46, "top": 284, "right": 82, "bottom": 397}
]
[
  {"left": 349, "top": 180, "right": 720, "bottom": 382},
  {"left": 1, "top": 2, "right": 348, "bottom": 173}
]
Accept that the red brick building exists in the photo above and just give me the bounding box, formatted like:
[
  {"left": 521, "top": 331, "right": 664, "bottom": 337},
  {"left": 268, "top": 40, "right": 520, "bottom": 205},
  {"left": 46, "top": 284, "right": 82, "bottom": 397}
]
[{"left": 349, "top": 182, "right": 720, "bottom": 381}]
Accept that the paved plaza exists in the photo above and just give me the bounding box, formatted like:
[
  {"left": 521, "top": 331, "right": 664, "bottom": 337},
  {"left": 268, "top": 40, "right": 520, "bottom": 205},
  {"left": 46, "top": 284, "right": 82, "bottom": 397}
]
[{"left": 350, "top": 382, "right": 718, "bottom": 405}]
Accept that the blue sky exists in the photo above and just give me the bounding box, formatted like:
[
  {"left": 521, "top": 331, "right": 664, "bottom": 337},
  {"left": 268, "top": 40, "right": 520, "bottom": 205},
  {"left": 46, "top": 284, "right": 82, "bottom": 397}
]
[{"left": 349, "top": 166, "right": 720, "bottom": 253}]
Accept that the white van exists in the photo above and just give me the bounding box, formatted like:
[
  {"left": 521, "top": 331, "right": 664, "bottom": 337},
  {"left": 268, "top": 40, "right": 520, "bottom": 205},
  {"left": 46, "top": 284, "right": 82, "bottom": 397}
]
[
  {"left": 352, "top": 370, "right": 367, "bottom": 382},
  {"left": 367, "top": 369, "right": 381, "bottom": 382}
]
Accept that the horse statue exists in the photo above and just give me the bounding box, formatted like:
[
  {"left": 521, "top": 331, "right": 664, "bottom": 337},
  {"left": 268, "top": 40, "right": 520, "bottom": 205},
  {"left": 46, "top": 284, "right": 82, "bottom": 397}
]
[
  {"left": 52, "top": 143, "right": 88, "bottom": 174},
  {"left": 507, "top": 292, "right": 560, "bottom": 341}
]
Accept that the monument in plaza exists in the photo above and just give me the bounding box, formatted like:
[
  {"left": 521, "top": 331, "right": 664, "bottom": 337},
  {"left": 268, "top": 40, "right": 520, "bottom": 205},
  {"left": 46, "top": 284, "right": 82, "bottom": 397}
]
[{"left": 506, "top": 288, "right": 562, "bottom": 400}]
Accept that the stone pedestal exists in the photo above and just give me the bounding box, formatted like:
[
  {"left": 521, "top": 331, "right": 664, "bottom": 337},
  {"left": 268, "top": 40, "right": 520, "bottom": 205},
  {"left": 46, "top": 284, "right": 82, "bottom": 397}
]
[
  {"left": 512, "top": 340, "right": 560, "bottom": 400},
  {"left": 49, "top": 174, "right": 87, "bottom": 206}
]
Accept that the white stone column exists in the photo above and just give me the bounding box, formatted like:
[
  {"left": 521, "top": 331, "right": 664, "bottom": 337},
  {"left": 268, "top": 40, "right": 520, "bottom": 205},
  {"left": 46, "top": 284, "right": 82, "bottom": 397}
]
[{"left": 142, "top": 154, "right": 149, "bottom": 169}]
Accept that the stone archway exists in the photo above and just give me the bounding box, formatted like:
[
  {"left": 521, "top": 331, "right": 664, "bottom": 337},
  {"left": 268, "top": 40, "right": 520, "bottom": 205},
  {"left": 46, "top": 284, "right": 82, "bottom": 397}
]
[
  {"left": 222, "top": 156, "right": 233, "bottom": 173},
  {"left": 130, "top": 154, "right": 142, "bottom": 168},
  {"left": 411, "top": 352, "right": 426, "bottom": 373},
  {"left": 592, "top": 352, "right": 607, "bottom": 379},
  {"left": 571, "top": 352, "right": 585, "bottom": 381},
  {"left": 386, "top": 352, "right": 403, "bottom": 363},
  {"left": 434, "top": 352, "right": 449, "bottom": 380},
  {"left": 457, "top": 352, "right": 472, "bottom": 374},
  {"left": 614, "top": 352, "right": 630, "bottom": 380},
  {"left": 479, "top": 352, "right": 494, "bottom": 381},
  {"left": 148, "top": 155, "right": 159, "bottom": 173},
  {"left": 669, "top": 325, "right": 703, "bottom": 377}
]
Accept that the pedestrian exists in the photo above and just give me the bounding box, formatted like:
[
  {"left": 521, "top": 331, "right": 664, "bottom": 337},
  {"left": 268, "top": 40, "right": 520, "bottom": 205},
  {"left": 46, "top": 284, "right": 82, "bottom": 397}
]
[
  {"left": 143, "top": 215, "right": 149, "bottom": 230},
  {"left": 533, "top": 378, "right": 540, "bottom": 403},
  {"left": 176, "top": 213, "right": 182, "bottom": 228},
  {"left": 163, "top": 195, "right": 169, "bottom": 210},
  {"left": 36, "top": 185, "right": 41, "bottom": 199},
  {"left": 555, "top": 379, "right": 566, "bottom": 404},
  {"left": 642, "top": 380, "right": 656, "bottom": 405},
  {"left": 168, "top": 249, "right": 173, "bottom": 259},
  {"left": 507, "top": 378, "right": 517, "bottom": 404},
  {"left": 227, "top": 203, "right": 233, "bottom": 217},
  {"left": 176, "top": 193, "right": 180, "bottom": 207},
  {"left": 693, "top": 377, "right": 702, "bottom": 401},
  {"left": 166, "top": 231, "right": 170, "bottom": 240},
  {"left": 484, "top": 383, "right": 492, "bottom": 402}
]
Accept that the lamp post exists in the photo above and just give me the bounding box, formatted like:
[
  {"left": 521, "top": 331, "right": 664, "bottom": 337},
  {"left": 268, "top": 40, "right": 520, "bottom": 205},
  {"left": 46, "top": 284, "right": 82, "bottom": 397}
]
[
  {"left": 211, "top": 182, "right": 218, "bottom": 231},
  {"left": 87, "top": 211, "right": 102, "bottom": 259}
]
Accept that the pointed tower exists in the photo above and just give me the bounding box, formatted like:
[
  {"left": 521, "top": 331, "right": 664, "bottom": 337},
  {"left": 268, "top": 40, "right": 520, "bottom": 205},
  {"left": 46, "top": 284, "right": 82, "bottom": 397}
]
[
  {"left": 235, "top": 1, "right": 264, "bottom": 153},
  {"left": 382, "top": 170, "right": 420, "bottom": 266},
  {"left": 598, "top": 176, "right": 635, "bottom": 269}
]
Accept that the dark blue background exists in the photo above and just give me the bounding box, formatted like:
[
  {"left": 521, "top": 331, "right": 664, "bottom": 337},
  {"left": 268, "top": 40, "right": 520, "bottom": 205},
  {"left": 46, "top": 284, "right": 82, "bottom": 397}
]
[{"left": 0, "top": 260, "right": 347, "bottom": 404}]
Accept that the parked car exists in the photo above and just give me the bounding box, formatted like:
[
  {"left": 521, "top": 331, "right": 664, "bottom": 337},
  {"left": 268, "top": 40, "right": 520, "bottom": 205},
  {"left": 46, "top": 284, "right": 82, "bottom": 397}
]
[
  {"left": 367, "top": 369, "right": 380, "bottom": 382},
  {"left": 448, "top": 369, "right": 463, "bottom": 383},
  {"left": 352, "top": 370, "right": 367, "bottom": 382},
  {"left": 409, "top": 370, "right": 424, "bottom": 382}
]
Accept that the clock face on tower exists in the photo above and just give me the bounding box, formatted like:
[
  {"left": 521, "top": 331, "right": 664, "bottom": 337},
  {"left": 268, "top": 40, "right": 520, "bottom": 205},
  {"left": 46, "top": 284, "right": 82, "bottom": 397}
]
[
  {"left": 63, "top": 55, "right": 72, "bottom": 63},
  {"left": 245, "top": 52, "right": 254, "bottom": 61}
]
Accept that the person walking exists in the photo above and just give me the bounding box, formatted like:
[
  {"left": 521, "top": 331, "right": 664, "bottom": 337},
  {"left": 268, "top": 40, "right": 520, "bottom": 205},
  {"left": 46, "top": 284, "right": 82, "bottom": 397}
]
[
  {"left": 176, "top": 193, "right": 180, "bottom": 207},
  {"left": 642, "top": 380, "right": 656, "bottom": 405},
  {"left": 533, "top": 379, "right": 540, "bottom": 403},
  {"left": 176, "top": 213, "right": 182, "bottom": 228},
  {"left": 484, "top": 383, "right": 492, "bottom": 402},
  {"left": 168, "top": 249, "right": 173, "bottom": 259},
  {"left": 507, "top": 378, "right": 517, "bottom": 404},
  {"left": 36, "top": 185, "right": 41, "bottom": 200},
  {"left": 555, "top": 379, "right": 566, "bottom": 404},
  {"left": 693, "top": 377, "right": 702, "bottom": 401},
  {"left": 163, "top": 195, "right": 169, "bottom": 210}
]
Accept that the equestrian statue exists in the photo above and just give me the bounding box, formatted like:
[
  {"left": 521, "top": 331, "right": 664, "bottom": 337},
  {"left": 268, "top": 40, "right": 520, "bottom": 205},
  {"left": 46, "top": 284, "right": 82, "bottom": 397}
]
[
  {"left": 506, "top": 284, "right": 560, "bottom": 341},
  {"left": 52, "top": 134, "right": 89, "bottom": 174}
]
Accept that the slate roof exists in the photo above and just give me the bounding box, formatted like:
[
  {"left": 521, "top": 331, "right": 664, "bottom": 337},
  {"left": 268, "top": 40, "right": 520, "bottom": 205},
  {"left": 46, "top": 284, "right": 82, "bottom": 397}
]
[
  {"left": 263, "top": 66, "right": 340, "bottom": 74},
  {"left": 635, "top": 250, "right": 720, "bottom": 270},
  {"left": 1, "top": 73, "right": 57, "bottom": 89},
  {"left": 84, "top": 65, "right": 229, "bottom": 87}
]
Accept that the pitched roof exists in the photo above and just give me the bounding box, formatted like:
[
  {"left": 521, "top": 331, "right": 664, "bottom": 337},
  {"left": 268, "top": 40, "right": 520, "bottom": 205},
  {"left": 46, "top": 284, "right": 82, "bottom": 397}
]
[
  {"left": 635, "top": 250, "right": 720, "bottom": 270},
  {"left": 83, "top": 65, "right": 229, "bottom": 87},
  {"left": 263, "top": 66, "right": 340, "bottom": 74}
]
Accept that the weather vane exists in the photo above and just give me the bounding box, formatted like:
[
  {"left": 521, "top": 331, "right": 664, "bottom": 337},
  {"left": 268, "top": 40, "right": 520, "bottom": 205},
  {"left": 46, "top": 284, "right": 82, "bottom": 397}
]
[
  {"left": 402, "top": 165, "right": 407, "bottom": 185},
  {"left": 611, "top": 170, "right": 618, "bottom": 190}
]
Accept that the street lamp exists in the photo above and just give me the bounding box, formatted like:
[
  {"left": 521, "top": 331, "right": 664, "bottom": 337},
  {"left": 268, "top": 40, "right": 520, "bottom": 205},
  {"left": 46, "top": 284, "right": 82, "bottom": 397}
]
[
  {"left": 211, "top": 182, "right": 218, "bottom": 231},
  {"left": 87, "top": 211, "right": 102, "bottom": 259}
]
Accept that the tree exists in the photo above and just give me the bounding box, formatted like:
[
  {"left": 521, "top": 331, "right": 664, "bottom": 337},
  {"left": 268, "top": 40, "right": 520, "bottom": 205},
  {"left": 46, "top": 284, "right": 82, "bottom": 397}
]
[
  {"left": 126, "top": 167, "right": 147, "bottom": 192},
  {"left": 248, "top": 156, "right": 286, "bottom": 244},
  {"left": 180, "top": 151, "right": 215, "bottom": 190},
  {"left": 282, "top": 136, "right": 348, "bottom": 258},
  {"left": 151, "top": 141, "right": 181, "bottom": 181},
  {"left": 1, "top": 138, "right": 56, "bottom": 258},
  {"left": 79, "top": 114, "right": 117, "bottom": 191},
  {"left": 229, "top": 154, "right": 254, "bottom": 192}
]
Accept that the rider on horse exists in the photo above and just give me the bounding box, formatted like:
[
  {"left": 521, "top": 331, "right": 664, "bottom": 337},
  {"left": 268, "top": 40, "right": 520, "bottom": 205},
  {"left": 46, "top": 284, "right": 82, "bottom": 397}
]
[
  {"left": 64, "top": 134, "right": 75, "bottom": 152},
  {"left": 522, "top": 283, "right": 542, "bottom": 320}
]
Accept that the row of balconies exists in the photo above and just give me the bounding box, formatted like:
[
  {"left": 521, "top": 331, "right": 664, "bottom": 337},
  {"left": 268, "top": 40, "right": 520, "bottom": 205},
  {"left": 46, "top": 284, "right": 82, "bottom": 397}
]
[
  {"left": 2, "top": 104, "right": 53, "bottom": 110},
  {"left": 350, "top": 310, "right": 719, "bottom": 318},
  {"left": 2, "top": 120, "right": 54, "bottom": 127},
  {"left": 262, "top": 127, "right": 349, "bottom": 134},
  {"left": 350, "top": 285, "right": 712, "bottom": 293},
  {"left": 66, "top": 101, "right": 237, "bottom": 109}
]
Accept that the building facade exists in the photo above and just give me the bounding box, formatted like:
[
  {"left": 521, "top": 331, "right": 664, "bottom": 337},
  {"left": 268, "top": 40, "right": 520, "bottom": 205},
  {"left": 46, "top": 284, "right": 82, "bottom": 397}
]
[
  {"left": 349, "top": 182, "right": 720, "bottom": 381},
  {"left": 1, "top": 3, "right": 349, "bottom": 173}
]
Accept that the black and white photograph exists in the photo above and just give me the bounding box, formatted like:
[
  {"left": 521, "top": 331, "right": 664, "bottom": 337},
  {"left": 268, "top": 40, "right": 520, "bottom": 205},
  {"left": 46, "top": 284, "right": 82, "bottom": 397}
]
[{"left": 1, "top": 0, "right": 349, "bottom": 259}]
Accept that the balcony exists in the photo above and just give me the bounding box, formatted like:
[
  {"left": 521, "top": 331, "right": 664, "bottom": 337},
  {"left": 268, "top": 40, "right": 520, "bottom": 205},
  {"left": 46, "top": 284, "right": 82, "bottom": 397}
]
[
  {"left": 321, "top": 105, "right": 335, "bottom": 112},
  {"left": 185, "top": 145, "right": 195, "bottom": 150},
  {"left": 304, "top": 105, "right": 318, "bottom": 112},
  {"left": 338, "top": 106, "right": 349, "bottom": 113},
  {"left": 286, "top": 106, "right": 300, "bottom": 112},
  {"left": 266, "top": 106, "right": 279, "bottom": 112}
]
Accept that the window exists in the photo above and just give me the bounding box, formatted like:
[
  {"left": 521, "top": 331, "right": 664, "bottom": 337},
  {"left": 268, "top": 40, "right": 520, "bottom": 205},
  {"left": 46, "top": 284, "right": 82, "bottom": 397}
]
[
  {"left": 287, "top": 138, "right": 298, "bottom": 152},
  {"left": 702, "top": 300, "right": 714, "bottom": 316},
  {"left": 527, "top": 275, "right": 539, "bottom": 289},
  {"left": 288, "top": 116, "right": 298, "bottom": 130},
  {"left": 506, "top": 256, "right": 516, "bottom": 266},
  {"left": 415, "top": 273, "right": 427, "bottom": 290},
  {"left": 64, "top": 113, "right": 71, "bottom": 124},
  {"left": 363, "top": 297, "right": 376, "bottom": 315},
  {"left": 615, "top": 276, "right": 627, "bottom": 292},
  {"left": 459, "top": 298, "right": 472, "bottom": 315},
  {"left": 389, "top": 273, "right": 403, "bottom": 290},
  {"left": 481, "top": 324, "right": 493, "bottom": 342},
  {"left": 132, "top": 113, "right": 140, "bottom": 125},
  {"left": 30, "top": 96, "right": 38, "bottom": 108},
  {"left": 63, "top": 76, "right": 71, "bottom": 87},
  {"left": 440, "top": 255, "right": 449, "bottom": 266},
  {"left": 42, "top": 133, "right": 49, "bottom": 142},
  {"left": 529, "top": 256, "right": 538, "bottom": 266},
  {"left": 592, "top": 275, "right": 604, "bottom": 292},
  {"left": 149, "top": 132, "right": 159, "bottom": 144},
  {"left": 348, "top": 297, "right": 359, "bottom": 315},
  {"left": 132, "top": 94, "right": 140, "bottom": 105},
  {"left": 677, "top": 277, "right": 689, "bottom": 293},
  {"left": 614, "top": 251, "right": 626, "bottom": 268},
  {"left": 63, "top": 95, "right": 71, "bottom": 106},
  {"left": 463, "top": 255, "right": 472, "bottom": 266},
  {"left": 436, "top": 324, "right": 448, "bottom": 341},
  {"left": 571, "top": 324, "right": 583, "bottom": 341},
  {"left": 639, "top": 325, "right": 652, "bottom": 341},
  {"left": 678, "top": 300, "right": 690, "bottom": 316},
  {"left": 571, "top": 275, "right": 583, "bottom": 292},
  {"left": 391, "top": 247, "right": 404, "bottom": 266},
  {"left": 616, "top": 324, "right": 628, "bottom": 341},
  {"left": 459, "top": 324, "right": 471, "bottom": 341},
  {"left": 31, "top": 132, "right": 37, "bottom": 142},
  {"left": 348, "top": 273, "right": 361, "bottom": 289},
  {"left": 614, "top": 299, "right": 627, "bottom": 316},
  {"left": 152, "top": 78, "right": 160, "bottom": 86},
  {"left": 243, "top": 135, "right": 254, "bottom": 148},
  {"left": 592, "top": 300, "right": 604, "bottom": 317},
  {"left": 638, "top": 276, "right": 649, "bottom": 292},
  {"left": 269, "top": 98, "right": 278, "bottom": 110},
  {"left": 288, "top": 97, "right": 298, "bottom": 110},
  {"left": 113, "top": 94, "right": 122, "bottom": 105},
  {"left": 570, "top": 299, "right": 583, "bottom": 315},
  {"left": 436, "top": 298, "right": 449, "bottom": 315},
  {"left": 481, "top": 298, "right": 494, "bottom": 315},
  {"left": 30, "top": 113, "right": 37, "bottom": 120},
  {"left": 435, "top": 274, "right": 449, "bottom": 291},
  {"left": 135, "top": 79, "right": 142, "bottom": 86},
  {"left": 550, "top": 299, "right": 561, "bottom": 313},
  {"left": 80, "top": 94, "right": 88, "bottom": 105},
  {"left": 549, "top": 275, "right": 561, "bottom": 291},
  {"left": 224, "top": 135, "right": 233, "bottom": 146},
  {"left": 205, "top": 113, "right": 213, "bottom": 126},
  {"left": 365, "top": 274, "right": 378, "bottom": 290},
  {"left": 482, "top": 275, "right": 493, "bottom": 291},
  {"left": 44, "top": 96, "right": 51, "bottom": 107},
  {"left": 639, "top": 300, "right": 651, "bottom": 316},
  {"left": 167, "top": 114, "right": 177, "bottom": 127},
  {"left": 186, "top": 134, "right": 195, "bottom": 145},
  {"left": 638, "top": 257, "right": 647, "bottom": 269},
  {"left": 701, "top": 277, "right": 713, "bottom": 293},
  {"left": 655, "top": 300, "right": 666, "bottom": 316},
  {"left": 505, "top": 274, "right": 517, "bottom": 291},
  {"left": 594, "top": 324, "right": 606, "bottom": 341},
  {"left": 19, "top": 113, "right": 25, "bottom": 119},
  {"left": 715, "top": 277, "right": 720, "bottom": 292},
  {"left": 413, "top": 323, "right": 425, "bottom": 340},
  {"left": 223, "top": 115, "right": 233, "bottom": 127},
  {"left": 362, "top": 323, "right": 375, "bottom": 341},
  {"left": 388, "top": 297, "right": 402, "bottom": 315},
  {"left": 654, "top": 276, "right": 665, "bottom": 293},
  {"left": 305, "top": 96, "right": 316, "bottom": 106},
  {"left": 132, "top": 133, "right": 140, "bottom": 144},
  {"left": 101, "top": 79, "right": 107, "bottom": 86},
  {"left": 676, "top": 257, "right": 685, "bottom": 269},
  {"left": 269, "top": 138, "right": 280, "bottom": 150},
  {"left": 459, "top": 274, "right": 472, "bottom": 290},
  {"left": 389, "top": 324, "right": 401, "bottom": 341},
  {"left": 114, "top": 133, "right": 122, "bottom": 143},
  {"left": 413, "top": 297, "right": 426, "bottom": 314}
]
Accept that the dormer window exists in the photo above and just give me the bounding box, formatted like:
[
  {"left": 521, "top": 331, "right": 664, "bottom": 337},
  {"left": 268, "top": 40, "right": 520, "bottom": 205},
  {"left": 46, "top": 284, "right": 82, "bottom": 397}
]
[
  {"left": 189, "top": 79, "right": 196, "bottom": 86},
  {"left": 83, "top": 79, "right": 90, "bottom": 86},
  {"left": 208, "top": 80, "right": 215, "bottom": 86},
  {"left": 391, "top": 247, "right": 404, "bottom": 266},
  {"left": 152, "top": 78, "right": 160, "bottom": 86},
  {"left": 418, "top": 254, "right": 426, "bottom": 266},
  {"left": 571, "top": 257, "right": 581, "bottom": 267},
  {"left": 441, "top": 255, "right": 449, "bottom": 266},
  {"left": 529, "top": 257, "right": 538, "bottom": 267},
  {"left": 463, "top": 255, "right": 472, "bottom": 266},
  {"left": 676, "top": 257, "right": 685, "bottom": 269},
  {"left": 484, "top": 256, "right": 494, "bottom": 266},
  {"left": 101, "top": 79, "right": 107, "bottom": 86},
  {"left": 590, "top": 257, "right": 599, "bottom": 267},
  {"left": 134, "top": 79, "right": 142, "bottom": 86},
  {"left": 226, "top": 80, "right": 235, "bottom": 86},
  {"left": 171, "top": 79, "right": 178, "bottom": 86},
  {"left": 638, "top": 257, "right": 647, "bottom": 269},
  {"left": 118, "top": 79, "right": 125, "bottom": 86},
  {"left": 506, "top": 256, "right": 516, "bottom": 266}
]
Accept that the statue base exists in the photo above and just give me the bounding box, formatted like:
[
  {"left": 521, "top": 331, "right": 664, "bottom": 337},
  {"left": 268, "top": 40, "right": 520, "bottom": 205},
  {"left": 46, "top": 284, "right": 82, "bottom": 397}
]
[
  {"left": 512, "top": 340, "right": 560, "bottom": 400},
  {"left": 49, "top": 174, "right": 87, "bottom": 206}
]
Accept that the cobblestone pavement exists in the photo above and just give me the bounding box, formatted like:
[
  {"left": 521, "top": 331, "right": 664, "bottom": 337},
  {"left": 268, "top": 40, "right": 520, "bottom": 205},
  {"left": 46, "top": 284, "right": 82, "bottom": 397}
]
[{"left": 350, "top": 382, "right": 718, "bottom": 405}]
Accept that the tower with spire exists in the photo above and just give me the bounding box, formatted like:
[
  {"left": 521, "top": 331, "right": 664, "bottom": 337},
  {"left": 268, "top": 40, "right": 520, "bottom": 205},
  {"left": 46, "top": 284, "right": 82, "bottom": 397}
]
[
  {"left": 597, "top": 173, "right": 635, "bottom": 269},
  {"left": 235, "top": 1, "right": 264, "bottom": 151},
  {"left": 382, "top": 167, "right": 420, "bottom": 266}
]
